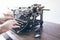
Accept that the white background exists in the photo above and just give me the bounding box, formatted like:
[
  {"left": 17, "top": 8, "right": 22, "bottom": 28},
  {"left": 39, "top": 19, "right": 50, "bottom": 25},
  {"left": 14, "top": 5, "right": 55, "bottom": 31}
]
[{"left": 0, "top": 0, "right": 60, "bottom": 24}]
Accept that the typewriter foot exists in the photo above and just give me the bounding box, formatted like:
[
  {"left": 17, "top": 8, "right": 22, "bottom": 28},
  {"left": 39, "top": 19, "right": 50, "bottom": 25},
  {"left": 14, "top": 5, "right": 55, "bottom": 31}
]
[
  {"left": 35, "top": 34, "right": 40, "bottom": 38},
  {"left": 34, "top": 25, "right": 41, "bottom": 38}
]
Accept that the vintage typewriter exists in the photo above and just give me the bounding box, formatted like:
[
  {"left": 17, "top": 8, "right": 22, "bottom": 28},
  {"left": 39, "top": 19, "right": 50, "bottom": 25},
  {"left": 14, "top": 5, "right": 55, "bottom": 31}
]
[{"left": 11, "top": 4, "right": 49, "bottom": 38}]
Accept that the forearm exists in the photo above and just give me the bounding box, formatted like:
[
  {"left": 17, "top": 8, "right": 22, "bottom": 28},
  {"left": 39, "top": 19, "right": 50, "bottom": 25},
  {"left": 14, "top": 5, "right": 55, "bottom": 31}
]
[
  {"left": 0, "top": 17, "right": 13, "bottom": 24},
  {"left": 0, "top": 25, "right": 4, "bottom": 34},
  {"left": 0, "top": 18, "right": 6, "bottom": 24},
  {"left": 0, "top": 25, "right": 8, "bottom": 34}
]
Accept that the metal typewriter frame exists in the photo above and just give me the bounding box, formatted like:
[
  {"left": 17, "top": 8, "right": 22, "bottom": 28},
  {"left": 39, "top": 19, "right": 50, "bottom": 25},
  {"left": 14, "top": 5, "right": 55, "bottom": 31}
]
[{"left": 11, "top": 4, "right": 49, "bottom": 38}]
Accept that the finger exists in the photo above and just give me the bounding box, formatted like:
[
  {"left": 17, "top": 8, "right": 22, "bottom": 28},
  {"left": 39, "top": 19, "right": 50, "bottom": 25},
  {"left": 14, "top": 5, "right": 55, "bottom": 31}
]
[
  {"left": 4, "top": 17, "right": 13, "bottom": 21},
  {"left": 11, "top": 20, "right": 19, "bottom": 24},
  {"left": 12, "top": 26, "right": 20, "bottom": 28}
]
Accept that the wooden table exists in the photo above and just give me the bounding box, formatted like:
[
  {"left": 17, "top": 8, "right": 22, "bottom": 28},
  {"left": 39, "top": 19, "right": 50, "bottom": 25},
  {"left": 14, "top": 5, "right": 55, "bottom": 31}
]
[{"left": 0, "top": 22, "right": 60, "bottom": 40}]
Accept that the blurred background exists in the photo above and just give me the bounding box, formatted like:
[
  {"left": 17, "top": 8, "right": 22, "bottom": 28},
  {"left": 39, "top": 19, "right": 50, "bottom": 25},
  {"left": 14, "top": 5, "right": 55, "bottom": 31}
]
[{"left": 0, "top": 0, "right": 60, "bottom": 24}]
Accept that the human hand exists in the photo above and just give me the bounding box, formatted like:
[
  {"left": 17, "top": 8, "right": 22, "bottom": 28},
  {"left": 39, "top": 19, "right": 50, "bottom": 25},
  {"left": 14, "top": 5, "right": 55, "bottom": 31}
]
[
  {"left": 0, "top": 13, "right": 14, "bottom": 24},
  {"left": 4, "top": 13, "right": 14, "bottom": 20},
  {"left": 1, "top": 20, "right": 19, "bottom": 32}
]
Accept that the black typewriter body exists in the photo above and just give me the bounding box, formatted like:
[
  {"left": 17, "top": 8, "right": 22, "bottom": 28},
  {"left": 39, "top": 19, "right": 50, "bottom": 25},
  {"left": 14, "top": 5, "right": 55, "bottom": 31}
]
[{"left": 11, "top": 4, "right": 49, "bottom": 38}]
